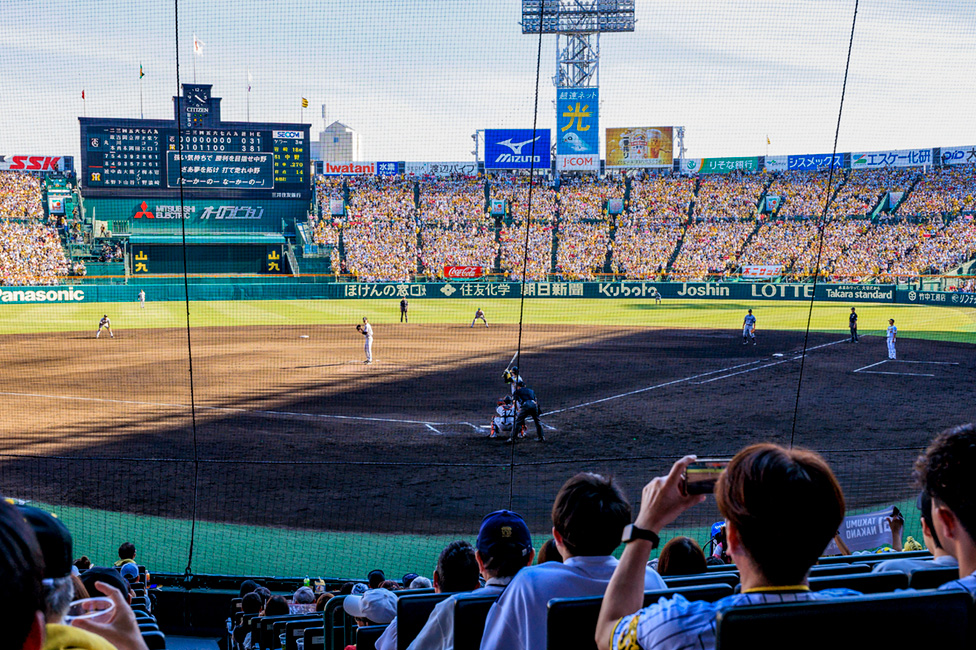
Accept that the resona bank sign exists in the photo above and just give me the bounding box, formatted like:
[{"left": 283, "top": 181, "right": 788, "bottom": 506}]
[{"left": 0, "top": 287, "right": 86, "bottom": 303}]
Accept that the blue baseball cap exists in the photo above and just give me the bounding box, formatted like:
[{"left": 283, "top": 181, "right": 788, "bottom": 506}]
[
  {"left": 477, "top": 510, "right": 532, "bottom": 557},
  {"left": 710, "top": 522, "right": 725, "bottom": 539}
]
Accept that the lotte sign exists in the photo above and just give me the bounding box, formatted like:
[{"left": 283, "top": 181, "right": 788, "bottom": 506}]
[{"left": 443, "top": 266, "right": 483, "bottom": 279}]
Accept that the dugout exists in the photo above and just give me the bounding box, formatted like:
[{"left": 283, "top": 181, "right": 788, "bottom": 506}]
[{"left": 129, "top": 234, "right": 289, "bottom": 274}]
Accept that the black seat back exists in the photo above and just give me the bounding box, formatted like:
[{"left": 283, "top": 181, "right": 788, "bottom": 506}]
[
  {"left": 808, "top": 571, "right": 908, "bottom": 593},
  {"left": 285, "top": 618, "right": 322, "bottom": 650},
  {"left": 909, "top": 566, "right": 960, "bottom": 590},
  {"left": 807, "top": 563, "right": 871, "bottom": 577},
  {"left": 141, "top": 630, "right": 166, "bottom": 650},
  {"left": 273, "top": 617, "right": 321, "bottom": 650},
  {"left": 547, "top": 584, "right": 734, "bottom": 650},
  {"left": 303, "top": 626, "right": 325, "bottom": 650},
  {"left": 453, "top": 593, "right": 501, "bottom": 650},
  {"left": 396, "top": 592, "right": 453, "bottom": 650},
  {"left": 355, "top": 625, "right": 388, "bottom": 650},
  {"left": 715, "top": 591, "right": 972, "bottom": 649},
  {"left": 664, "top": 572, "right": 739, "bottom": 589}
]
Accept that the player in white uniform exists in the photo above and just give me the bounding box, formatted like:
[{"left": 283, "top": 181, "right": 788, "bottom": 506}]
[
  {"left": 96, "top": 315, "right": 114, "bottom": 339},
  {"left": 491, "top": 396, "right": 517, "bottom": 438},
  {"left": 742, "top": 309, "right": 757, "bottom": 345},
  {"left": 360, "top": 316, "right": 373, "bottom": 364},
  {"left": 138, "top": 290, "right": 145, "bottom": 308},
  {"left": 471, "top": 307, "right": 488, "bottom": 328},
  {"left": 887, "top": 318, "right": 897, "bottom": 359}
]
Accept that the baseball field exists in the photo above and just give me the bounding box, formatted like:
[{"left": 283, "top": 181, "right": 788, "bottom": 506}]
[{"left": 1, "top": 296, "right": 973, "bottom": 577}]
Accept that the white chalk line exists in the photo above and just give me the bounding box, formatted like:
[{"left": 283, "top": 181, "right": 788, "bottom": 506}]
[
  {"left": 695, "top": 339, "right": 847, "bottom": 385},
  {"left": 856, "top": 370, "right": 936, "bottom": 377},
  {"left": 853, "top": 358, "right": 958, "bottom": 377}
]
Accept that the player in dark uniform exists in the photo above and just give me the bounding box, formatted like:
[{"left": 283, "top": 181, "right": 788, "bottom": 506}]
[
  {"left": 400, "top": 297, "right": 408, "bottom": 323},
  {"left": 510, "top": 380, "right": 545, "bottom": 443},
  {"left": 848, "top": 307, "right": 858, "bottom": 342}
]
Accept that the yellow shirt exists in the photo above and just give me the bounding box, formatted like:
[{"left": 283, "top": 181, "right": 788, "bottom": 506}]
[{"left": 44, "top": 624, "right": 118, "bottom": 650}]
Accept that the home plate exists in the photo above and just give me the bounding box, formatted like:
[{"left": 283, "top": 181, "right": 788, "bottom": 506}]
[
  {"left": 300, "top": 335, "right": 310, "bottom": 339},
  {"left": 772, "top": 353, "right": 784, "bottom": 357}
]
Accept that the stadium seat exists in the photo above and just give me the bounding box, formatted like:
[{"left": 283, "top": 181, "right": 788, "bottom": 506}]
[
  {"left": 815, "top": 550, "right": 931, "bottom": 566},
  {"left": 714, "top": 590, "right": 972, "bottom": 649},
  {"left": 396, "top": 592, "right": 453, "bottom": 650},
  {"left": 286, "top": 619, "right": 322, "bottom": 650},
  {"left": 663, "top": 572, "right": 739, "bottom": 589},
  {"left": 355, "top": 624, "right": 388, "bottom": 650},
  {"left": 303, "top": 626, "right": 325, "bottom": 650},
  {"left": 908, "top": 566, "right": 961, "bottom": 590},
  {"left": 807, "top": 563, "right": 871, "bottom": 577},
  {"left": 808, "top": 571, "right": 909, "bottom": 593},
  {"left": 272, "top": 616, "right": 321, "bottom": 650},
  {"left": 141, "top": 630, "right": 167, "bottom": 650},
  {"left": 546, "top": 584, "right": 734, "bottom": 650},
  {"left": 323, "top": 594, "right": 352, "bottom": 650},
  {"left": 452, "top": 592, "right": 500, "bottom": 650},
  {"left": 258, "top": 614, "right": 318, "bottom": 650}
]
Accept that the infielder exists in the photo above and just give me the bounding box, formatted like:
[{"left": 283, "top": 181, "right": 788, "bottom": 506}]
[
  {"left": 399, "top": 297, "right": 408, "bottom": 323},
  {"left": 471, "top": 307, "right": 488, "bottom": 328},
  {"left": 138, "top": 290, "right": 146, "bottom": 309},
  {"left": 887, "top": 318, "right": 897, "bottom": 359},
  {"left": 651, "top": 288, "right": 662, "bottom": 304},
  {"left": 848, "top": 307, "right": 858, "bottom": 342},
  {"left": 742, "top": 309, "right": 757, "bottom": 345},
  {"left": 96, "top": 315, "right": 114, "bottom": 339},
  {"left": 357, "top": 316, "right": 373, "bottom": 364}
]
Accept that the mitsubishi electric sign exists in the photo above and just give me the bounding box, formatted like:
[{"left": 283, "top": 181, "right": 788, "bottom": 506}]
[{"left": 484, "top": 129, "right": 551, "bottom": 170}]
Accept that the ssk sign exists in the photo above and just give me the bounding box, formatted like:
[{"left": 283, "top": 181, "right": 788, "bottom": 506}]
[
  {"left": 443, "top": 266, "right": 483, "bottom": 279},
  {"left": 0, "top": 155, "right": 65, "bottom": 172},
  {"left": 557, "top": 154, "right": 598, "bottom": 172}
]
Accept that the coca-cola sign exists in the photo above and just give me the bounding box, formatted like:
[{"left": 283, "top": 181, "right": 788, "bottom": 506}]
[{"left": 444, "top": 266, "right": 483, "bottom": 279}]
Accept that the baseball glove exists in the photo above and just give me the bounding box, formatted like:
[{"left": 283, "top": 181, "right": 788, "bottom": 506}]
[{"left": 356, "top": 324, "right": 363, "bottom": 333}]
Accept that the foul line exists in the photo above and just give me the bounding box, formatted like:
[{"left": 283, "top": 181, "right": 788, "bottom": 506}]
[
  {"left": 698, "top": 339, "right": 847, "bottom": 385},
  {"left": 853, "top": 358, "right": 957, "bottom": 378}
]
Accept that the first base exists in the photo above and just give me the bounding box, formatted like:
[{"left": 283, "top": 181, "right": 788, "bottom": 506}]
[{"left": 300, "top": 335, "right": 310, "bottom": 339}]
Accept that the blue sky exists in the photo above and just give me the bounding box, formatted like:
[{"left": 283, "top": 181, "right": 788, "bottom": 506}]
[{"left": 0, "top": 0, "right": 973, "bottom": 163}]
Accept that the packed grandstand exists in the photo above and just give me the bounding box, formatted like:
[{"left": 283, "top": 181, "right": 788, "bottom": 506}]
[{"left": 2, "top": 164, "right": 976, "bottom": 289}]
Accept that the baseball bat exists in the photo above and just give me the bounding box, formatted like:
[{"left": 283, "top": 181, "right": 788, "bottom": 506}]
[{"left": 506, "top": 351, "right": 519, "bottom": 371}]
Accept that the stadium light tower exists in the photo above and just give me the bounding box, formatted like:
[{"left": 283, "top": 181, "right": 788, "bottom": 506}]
[
  {"left": 523, "top": 1, "right": 635, "bottom": 173},
  {"left": 521, "top": 0, "right": 636, "bottom": 89}
]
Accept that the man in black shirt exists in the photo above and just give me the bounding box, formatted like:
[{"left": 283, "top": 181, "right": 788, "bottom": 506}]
[
  {"left": 849, "top": 307, "right": 859, "bottom": 343},
  {"left": 510, "top": 380, "right": 545, "bottom": 443},
  {"left": 400, "top": 298, "right": 408, "bottom": 323}
]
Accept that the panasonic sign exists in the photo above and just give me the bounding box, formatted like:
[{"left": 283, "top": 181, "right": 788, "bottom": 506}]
[
  {"left": 1, "top": 287, "right": 86, "bottom": 303},
  {"left": 484, "top": 129, "right": 551, "bottom": 170}
]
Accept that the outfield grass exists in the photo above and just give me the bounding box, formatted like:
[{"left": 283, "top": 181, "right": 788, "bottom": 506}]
[{"left": 1, "top": 297, "right": 974, "bottom": 341}]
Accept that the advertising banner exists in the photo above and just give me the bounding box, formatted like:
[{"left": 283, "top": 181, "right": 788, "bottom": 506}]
[
  {"left": 607, "top": 198, "right": 624, "bottom": 215},
  {"left": 490, "top": 199, "right": 506, "bottom": 216},
  {"left": 741, "top": 265, "right": 782, "bottom": 279},
  {"left": 84, "top": 197, "right": 304, "bottom": 232},
  {"left": 484, "top": 130, "right": 551, "bottom": 170},
  {"left": 696, "top": 157, "right": 759, "bottom": 174},
  {"left": 0, "top": 155, "right": 67, "bottom": 172},
  {"left": 322, "top": 161, "right": 376, "bottom": 176},
  {"left": 376, "top": 162, "right": 399, "bottom": 176},
  {"left": 851, "top": 149, "right": 932, "bottom": 169},
  {"left": 48, "top": 197, "right": 65, "bottom": 215},
  {"left": 443, "top": 266, "right": 484, "bottom": 280},
  {"left": 824, "top": 507, "right": 900, "bottom": 554},
  {"left": 897, "top": 289, "right": 976, "bottom": 307},
  {"left": 605, "top": 127, "right": 673, "bottom": 168},
  {"left": 940, "top": 145, "right": 976, "bottom": 166},
  {"left": 763, "top": 196, "right": 781, "bottom": 213},
  {"left": 764, "top": 155, "right": 788, "bottom": 172},
  {"left": 404, "top": 161, "right": 478, "bottom": 177},
  {"left": 329, "top": 199, "right": 344, "bottom": 216},
  {"left": 788, "top": 153, "right": 844, "bottom": 171},
  {"left": 556, "top": 87, "right": 599, "bottom": 171}
]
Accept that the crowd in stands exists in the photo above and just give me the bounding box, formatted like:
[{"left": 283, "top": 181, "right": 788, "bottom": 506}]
[
  {"left": 671, "top": 221, "right": 755, "bottom": 280},
  {"left": 897, "top": 164, "right": 976, "bottom": 217},
  {"left": 342, "top": 177, "right": 419, "bottom": 282},
  {"left": 418, "top": 177, "right": 496, "bottom": 277},
  {"left": 693, "top": 172, "right": 766, "bottom": 221},
  {"left": 0, "top": 219, "right": 70, "bottom": 286},
  {"left": 554, "top": 178, "right": 619, "bottom": 280},
  {"left": 0, "top": 171, "right": 45, "bottom": 220}
]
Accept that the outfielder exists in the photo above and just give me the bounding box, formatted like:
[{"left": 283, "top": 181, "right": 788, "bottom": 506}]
[
  {"left": 399, "top": 297, "right": 408, "bottom": 323},
  {"left": 848, "top": 307, "right": 858, "bottom": 342},
  {"left": 357, "top": 316, "right": 373, "bottom": 364},
  {"left": 138, "top": 290, "right": 146, "bottom": 309},
  {"left": 742, "top": 309, "right": 757, "bottom": 345},
  {"left": 96, "top": 315, "right": 114, "bottom": 339},
  {"left": 887, "top": 318, "right": 897, "bottom": 359},
  {"left": 471, "top": 307, "right": 488, "bottom": 328}
]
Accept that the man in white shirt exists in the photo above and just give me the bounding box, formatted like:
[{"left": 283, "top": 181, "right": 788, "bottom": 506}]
[
  {"left": 886, "top": 318, "right": 897, "bottom": 359},
  {"left": 479, "top": 473, "right": 666, "bottom": 650},
  {"left": 872, "top": 491, "right": 958, "bottom": 576},
  {"left": 408, "top": 510, "right": 535, "bottom": 650},
  {"left": 360, "top": 316, "right": 374, "bottom": 364}
]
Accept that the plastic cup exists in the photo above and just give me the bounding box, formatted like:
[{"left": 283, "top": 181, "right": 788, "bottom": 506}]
[
  {"left": 296, "top": 640, "right": 304, "bottom": 650},
  {"left": 279, "top": 632, "right": 287, "bottom": 648},
  {"left": 64, "top": 597, "right": 115, "bottom": 623}
]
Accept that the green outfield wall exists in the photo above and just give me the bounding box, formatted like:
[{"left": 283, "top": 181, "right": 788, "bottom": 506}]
[{"left": 0, "top": 280, "right": 970, "bottom": 305}]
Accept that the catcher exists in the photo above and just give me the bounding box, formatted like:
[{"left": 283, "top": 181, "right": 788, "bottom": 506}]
[
  {"left": 489, "top": 395, "right": 520, "bottom": 439},
  {"left": 357, "top": 317, "right": 373, "bottom": 364},
  {"left": 742, "top": 309, "right": 757, "bottom": 346}
]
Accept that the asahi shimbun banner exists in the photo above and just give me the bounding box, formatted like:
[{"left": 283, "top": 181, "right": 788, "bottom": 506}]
[
  {"left": 851, "top": 149, "right": 932, "bottom": 169},
  {"left": 606, "top": 127, "right": 673, "bottom": 168}
]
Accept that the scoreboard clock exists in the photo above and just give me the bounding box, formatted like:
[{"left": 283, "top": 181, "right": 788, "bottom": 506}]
[{"left": 182, "top": 84, "right": 212, "bottom": 128}]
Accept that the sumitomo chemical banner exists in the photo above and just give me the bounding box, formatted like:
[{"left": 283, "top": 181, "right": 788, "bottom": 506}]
[
  {"left": 484, "top": 130, "right": 551, "bottom": 170},
  {"left": 940, "top": 146, "right": 976, "bottom": 166},
  {"left": 851, "top": 149, "right": 932, "bottom": 169},
  {"left": 556, "top": 87, "right": 599, "bottom": 171},
  {"left": 823, "top": 507, "right": 900, "bottom": 554},
  {"left": 404, "top": 161, "right": 479, "bottom": 176}
]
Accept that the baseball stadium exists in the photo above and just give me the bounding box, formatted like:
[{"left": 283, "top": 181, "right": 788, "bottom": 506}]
[{"left": 2, "top": 0, "right": 976, "bottom": 648}]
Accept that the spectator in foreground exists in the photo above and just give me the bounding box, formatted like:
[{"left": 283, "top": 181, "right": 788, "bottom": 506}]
[
  {"left": 408, "top": 576, "right": 433, "bottom": 589},
  {"left": 915, "top": 423, "right": 976, "bottom": 596},
  {"left": 655, "top": 536, "right": 707, "bottom": 576},
  {"left": 368, "top": 569, "right": 386, "bottom": 589},
  {"left": 595, "top": 445, "right": 853, "bottom": 650},
  {"left": 343, "top": 587, "right": 398, "bottom": 649},
  {"left": 264, "top": 595, "right": 289, "bottom": 617},
  {"left": 376, "top": 540, "right": 480, "bottom": 650},
  {"left": 407, "top": 510, "right": 536, "bottom": 650},
  {"left": 290, "top": 586, "right": 317, "bottom": 613},
  {"left": 2, "top": 500, "right": 46, "bottom": 650},
  {"left": 872, "top": 492, "right": 958, "bottom": 575},
  {"left": 536, "top": 538, "right": 563, "bottom": 564},
  {"left": 480, "top": 473, "right": 666, "bottom": 650}
]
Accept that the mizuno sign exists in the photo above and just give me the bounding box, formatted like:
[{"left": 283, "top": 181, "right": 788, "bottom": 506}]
[{"left": 484, "top": 129, "right": 551, "bottom": 170}]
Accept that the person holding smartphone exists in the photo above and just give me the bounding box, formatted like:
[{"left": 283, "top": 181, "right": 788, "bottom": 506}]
[{"left": 595, "top": 444, "right": 856, "bottom": 650}]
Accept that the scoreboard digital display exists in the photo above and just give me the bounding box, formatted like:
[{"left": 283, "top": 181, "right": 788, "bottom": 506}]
[{"left": 82, "top": 125, "right": 308, "bottom": 195}]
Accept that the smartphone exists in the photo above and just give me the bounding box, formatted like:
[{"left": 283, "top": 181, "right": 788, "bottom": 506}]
[{"left": 683, "top": 459, "right": 731, "bottom": 495}]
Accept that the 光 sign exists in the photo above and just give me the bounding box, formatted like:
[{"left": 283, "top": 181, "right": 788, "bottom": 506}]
[{"left": 484, "top": 129, "right": 551, "bottom": 170}]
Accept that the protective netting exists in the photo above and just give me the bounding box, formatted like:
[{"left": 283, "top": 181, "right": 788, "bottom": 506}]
[{"left": 0, "top": 0, "right": 974, "bottom": 581}]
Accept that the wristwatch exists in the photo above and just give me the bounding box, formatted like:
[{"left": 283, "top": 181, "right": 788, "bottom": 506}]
[{"left": 621, "top": 524, "right": 659, "bottom": 548}]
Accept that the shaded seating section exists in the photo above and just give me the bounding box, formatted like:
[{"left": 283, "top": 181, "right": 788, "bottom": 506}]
[
  {"left": 129, "top": 588, "right": 166, "bottom": 649},
  {"left": 355, "top": 624, "right": 388, "bottom": 650},
  {"left": 909, "top": 566, "right": 961, "bottom": 590},
  {"left": 808, "top": 571, "right": 909, "bottom": 593},
  {"left": 547, "top": 584, "right": 735, "bottom": 650},
  {"left": 397, "top": 592, "right": 453, "bottom": 650},
  {"left": 453, "top": 593, "right": 501, "bottom": 650},
  {"left": 714, "top": 591, "right": 973, "bottom": 649}
]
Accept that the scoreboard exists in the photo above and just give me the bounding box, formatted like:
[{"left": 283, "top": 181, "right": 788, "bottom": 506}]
[{"left": 82, "top": 125, "right": 308, "bottom": 195}]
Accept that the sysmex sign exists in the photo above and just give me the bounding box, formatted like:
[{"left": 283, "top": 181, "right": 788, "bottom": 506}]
[
  {"left": 484, "top": 129, "right": 551, "bottom": 170},
  {"left": 1, "top": 287, "right": 86, "bottom": 303}
]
